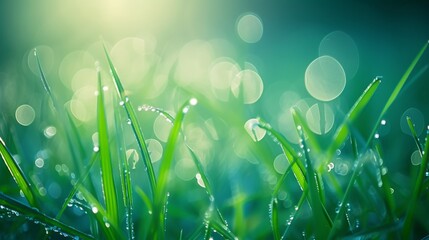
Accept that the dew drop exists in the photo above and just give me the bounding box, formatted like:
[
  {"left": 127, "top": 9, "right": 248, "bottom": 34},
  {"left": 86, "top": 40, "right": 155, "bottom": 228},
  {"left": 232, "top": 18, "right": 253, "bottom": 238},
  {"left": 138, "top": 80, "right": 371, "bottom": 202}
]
[
  {"left": 91, "top": 206, "right": 98, "bottom": 214},
  {"left": 119, "top": 101, "right": 125, "bottom": 106},
  {"left": 93, "top": 146, "right": 99, "bottom": 152},
  {"left": 126, "top": 119, "right": 132, "bottom": 125},
  {"left": 189, "top": 98, "right": 198, "bottom": 106},
  {"left": 374, "top": 133, "right": 380, "bottom": 139},
  {"left": 381, "top": 119, "right": 387, "bottom": 125},
  {"left": 244, "top": 118, "right": 266, "bottom": 142}
]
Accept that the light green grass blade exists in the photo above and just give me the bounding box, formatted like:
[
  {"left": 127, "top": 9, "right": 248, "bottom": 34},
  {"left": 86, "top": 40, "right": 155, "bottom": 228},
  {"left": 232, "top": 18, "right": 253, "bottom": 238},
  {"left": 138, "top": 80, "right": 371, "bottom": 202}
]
[
  {"left": 77, "top": 186, "right": 122, "bottom": 239},
  {"left": 97, "top": 69, "right": 119, "bottom": 227},
  {"left": 366, "top": 41, "right": 428, "bottom": 147},
  {"left": 402, "top": 126, "right": 429, "bottom": 238},
  {"left": 102, "top": 43, "right": 157, "bottom": 199},
  {"left": 290, "top": 107, "right": 321, "bottom": 154},
  {"left": 0, "top": 192, "right": 93, "bottom": 239},
  {"left": 325, "top": 77, "right": 381, "bottom": 166},
  {"left": 296, "top": 127, "right": 331, "bottom": 239},
  {"left": 56, "top": 151, "right": 99, "bottom": 220},
  {"left": 152, "top": 98, "right": 197, "bottom": 238},
  {"left": 0, "top": 138, "right": 39, "bottom": 208}
]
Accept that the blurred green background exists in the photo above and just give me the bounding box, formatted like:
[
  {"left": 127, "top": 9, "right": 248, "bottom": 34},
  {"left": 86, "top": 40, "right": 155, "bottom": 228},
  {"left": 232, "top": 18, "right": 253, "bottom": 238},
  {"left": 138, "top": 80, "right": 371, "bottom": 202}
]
[{"left": 0, "top": 0, "right": 429, "bottom": 238}]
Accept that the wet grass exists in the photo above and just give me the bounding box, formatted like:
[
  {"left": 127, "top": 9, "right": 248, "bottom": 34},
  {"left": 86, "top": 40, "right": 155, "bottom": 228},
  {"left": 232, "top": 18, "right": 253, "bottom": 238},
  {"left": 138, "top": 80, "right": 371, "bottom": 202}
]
[{"left": 0, "top": 41, "right": 428, "bottom": 239}]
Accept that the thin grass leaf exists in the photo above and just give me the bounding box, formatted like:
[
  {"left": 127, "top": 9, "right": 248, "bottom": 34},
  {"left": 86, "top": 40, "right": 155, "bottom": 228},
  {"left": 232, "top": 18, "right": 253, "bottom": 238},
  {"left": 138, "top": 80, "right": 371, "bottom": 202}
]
[
  {"left": 0, "top": 138, "right": 39, "bottom": 208},
  {"left": 328, "top": 148, "right": 370, "bottom": 239},
  {"left": 281, "top": 189, "right": 307, "bottom": 239},
  {"left": 0, "top": 192, "right": 94, "bottom": 240},
  {"left": 407, "top": 116, "right": 424, "bottom": 155},
  {"left": 102, "top": 42, "right": 157, "bottom": 198},
  {"left": 296, "top": 126, "right": 331, "bottom": 239},
  {"left": 77, "top": 186, "right": 123, "bottom": 239},
  {"left": 325, "top": 77, "right": 381, "bottom": 165},
  {"left": 56, "top": 151, "right": 99, "bottom": 220},
  {"left": 97, "top": 69, "right": 119, "bottom": 227},
  {"left": 366, "top": 41, "right": 428, "bottom": 148},
  {"left": 257, "top": 119, "right": 307, "bottom": 191},
  {"left": 210, "top": 220, "right": 238, "bottom": 240},
  {"left": 114, "top": 94, "right": 134, "bottom": 240},
  {"left": 135, "top": 186, "right": 153, "bottom": 215},
  {"left": 290, "top": 106, "right": 321, "bottom": 154},
  {"left": 152, "top": 98, "right": 197, "bottom": 238},
  {"left": 272, "top": 158, "right": 298, "bottom": 197},
  {"left": 270, "top": 197, "right": 280, "bottom": 240},
  {"left": 402, "top": 126, "right": 429, "bottom": 238},
  {"left": 342, "top": 221, "right": 402, "bottom": 240}
]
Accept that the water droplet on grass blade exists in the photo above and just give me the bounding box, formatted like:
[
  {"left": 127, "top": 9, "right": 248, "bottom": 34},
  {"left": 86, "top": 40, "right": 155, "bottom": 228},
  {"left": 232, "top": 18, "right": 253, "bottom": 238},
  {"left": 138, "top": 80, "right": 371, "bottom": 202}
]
[{"left": 244, "top": 118, "right": 266, "bottom": 142}]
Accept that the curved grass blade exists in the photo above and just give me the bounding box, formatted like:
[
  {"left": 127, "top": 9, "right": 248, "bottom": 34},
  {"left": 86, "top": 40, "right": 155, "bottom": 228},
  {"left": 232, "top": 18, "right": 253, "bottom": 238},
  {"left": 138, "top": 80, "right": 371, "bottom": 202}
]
[
  {"left": 152, "top": 98, "right": 197, "bottom": 238},
  {"left": 257, "top": 119, "right": 307, "bottom": 191},
  {"left": 325, "top": 77, "right": 381, "bottom": 165},
  {"left": 56, "top": 151, "right": 99, "bottom": 220},
  {"left": 102, "top": 42, "right": 157, "bottom": 198},
  {"left": 402, "top": 126, "right": 429, "bottom": 238},
  {"left": 210, "top": 220, "right": 237, "bottom": 240},
  {"left": 0, "top": 192, "right": 94, "bottom": 240},
  {"left": 97, "top": 69, "right": 119, "bottom": 227},
  {"left": 366, "top": 41, "right": 428, "bottom": 148},
  {"left": 0, "top": 138, "right": 39, "bottom": 208}
]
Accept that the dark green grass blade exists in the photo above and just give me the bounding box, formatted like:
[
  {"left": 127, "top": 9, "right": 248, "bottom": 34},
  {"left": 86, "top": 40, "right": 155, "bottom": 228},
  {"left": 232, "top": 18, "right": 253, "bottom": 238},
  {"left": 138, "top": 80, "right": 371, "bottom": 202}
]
[
  {"left": 407, "top": 116, "right": 424, "bottom": 155},
  {"left": 281, "top": 189, "right": 307, "bottom": 239},
  {"left": 402, "top": 126, "right": 429, "bottom": 238},
  {"left": 296, "top": 127, "right": 332, "bottom": 239},
  {"left": 102, "top": 43, "right": 157, "bottom": 199},
  {"left": 152, "top": 99, "right": 196, "bottom": 238},
  {"left": 56, "top": 151, "right": 99, "bottom": 220},
  {"left": 97, "top": 68, "right": 119, "bottom": 227},
  {"left": 0, "top": 192, "right": 93, "bottom": 240},
  {"left": 366, "top": 41, "right": 428, "bottom": 148},
  {"left": 210, "top": 220, "right": 237, "bottom": 239},
  {"left": 0, "top": 138, "right": 39, "bottom": 208},
  {"left": 325, "top": 77, "right": 381, "bottom": 166},
  {"left": 114, "top": 94, "right": 134, "bottom": 240}
]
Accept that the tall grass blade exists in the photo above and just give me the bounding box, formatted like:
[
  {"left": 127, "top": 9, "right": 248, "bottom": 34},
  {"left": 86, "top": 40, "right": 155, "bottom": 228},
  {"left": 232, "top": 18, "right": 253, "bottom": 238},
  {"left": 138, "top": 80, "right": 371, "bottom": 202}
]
[
  {"left": 270, "top": 197, "right": 280, "bottom": 240},
  {"left": 114, "top": 94, "right": 134, "bottom": 240},
  {"left": 102, "top": 42, "right": 157, "bottom": 198},
  {"left": 96, "top": 68, "right": 119, "bottom": 227},
  {"left": 152, "top": 98, "right": 197, "bottom": 238},
  {"left": 407, "top": 116, "right": 424, "bottom": 155},
  {"left": 0, "top": 138, "right": 39, "bottom": 208},
  {"left": 0, "top": 192, "right": 93, "bottom": 240},
  {"left": 281, "top": 189, "right": 307, "bottom": 239},
  {"left": 402, "top": 125, "right": 429, "bottom": 238},
  {"left": 366, "top": 41, "right": 428, "bottom": 147}
]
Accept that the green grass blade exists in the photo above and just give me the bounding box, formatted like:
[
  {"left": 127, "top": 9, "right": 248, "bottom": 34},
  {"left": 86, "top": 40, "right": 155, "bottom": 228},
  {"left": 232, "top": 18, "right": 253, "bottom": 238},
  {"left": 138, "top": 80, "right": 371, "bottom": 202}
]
[
  {"left": 210, "top": 220, "right": 237, "bottom": 240},
  {"left": 402, "top": 126, "right": 429, "bottom": 238},
  {"left": 407, "top": 116, "right": 424, "bottom": 155},
  {"left": 296, "top": 127, "right": 331, "bottom": 239},
  {"left": 97, "top": 69, "right": 119, "bottom": 227},
  {"left": 0, "top": 192, "right": 94, "bottom": 240},
  {"left": 325, "top": 77, "right": 381, "bottom": 165},
  {"left": 56, "top": 151, "right": 99, "bottom": 220},
  {"left": 272, "top": 157, "right": 297, "bottom": 197},
  {"left": 281, "top": 189, "right": 307, "bottom": 239},
  {"left": 366, "top": 41, "right": 428, "bottom": 147},
  {"left": 102, "top": 42, "right": 157, "bottom": 199},
  {"left": 257, "top": 119, "right": 307, "bottom": 191},
  {"left": 77, "top": 186, "right": 122, "bottom": 239},
  {"left": 290, "top": 107, "right": 321, "bottom": 154},
  {"left": 152, "top": 98, "right": 197, "bottom": 238},
  {"left": 114, "top": 94, "right": 134, "bottom": 240},
  {"left": 270, "top": 197, "right": 280, "bottom": 240},
  {"left": 0, "top": 138, "right": 39, "bottom": 208}
]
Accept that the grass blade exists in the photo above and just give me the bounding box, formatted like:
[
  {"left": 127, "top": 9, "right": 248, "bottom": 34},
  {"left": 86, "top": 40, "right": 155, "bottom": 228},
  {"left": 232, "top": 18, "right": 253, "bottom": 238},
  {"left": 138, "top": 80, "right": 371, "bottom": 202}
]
[
  {"left": 402, "top": 125, "right": 429, "bottom": 238},
  {"left": 102, "top": 42, "right": 157, "bottom": 199},
  {"left": 0, "top": 192, "right": 93, "bottom": 240},
  {"left": 152, "top": 98, "right": 198, "bottom": 238},
  {"left": 96, "top": 68, "right": 119, "bottom": 227},
  {"left": 407, "top": 116, "right": 424, "bottom": 155},
  {"left": 0, "top": 138, "right": 39, "bottom": 208},
  {"left": 325, "top": 77, "right": 381, "bottom": 166},
  {"left": 56, "top": 151, "right": 99, "bottom": 220},
  {"left": 270, "top": 197, "right": 280, "bottom": 240},
  {"left": 281, "top": 189, "right": 307, "bottom": 239},
  {"left": 366, "top": 41, "right": 428, "bottom": 147}
]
